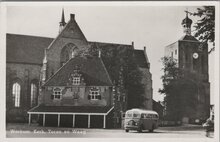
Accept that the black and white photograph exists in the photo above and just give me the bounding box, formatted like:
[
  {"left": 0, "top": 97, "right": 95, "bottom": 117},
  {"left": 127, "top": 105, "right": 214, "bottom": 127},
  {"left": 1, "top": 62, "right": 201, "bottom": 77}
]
[{"left": 0, "top": 1, "right": 219, "bottom": 142}]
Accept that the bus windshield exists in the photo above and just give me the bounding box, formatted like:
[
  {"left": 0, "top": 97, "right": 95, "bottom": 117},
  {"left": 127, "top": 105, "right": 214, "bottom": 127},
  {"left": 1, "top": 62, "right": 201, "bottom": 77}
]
[{"left": 125, "top": 111, "right": 140, "bottom": 118}]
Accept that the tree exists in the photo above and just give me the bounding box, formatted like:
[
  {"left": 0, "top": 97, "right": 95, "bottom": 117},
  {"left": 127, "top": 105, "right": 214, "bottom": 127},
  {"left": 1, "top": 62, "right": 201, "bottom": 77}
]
[
  {"left": 159, "top": 57, "right": 197, "bottom": 121},
  {"left": 85, "top": 43, "right": 145, "bottom": 108},
  {"left": 188, "top": 6, "right": 215, "bottom": 53}
]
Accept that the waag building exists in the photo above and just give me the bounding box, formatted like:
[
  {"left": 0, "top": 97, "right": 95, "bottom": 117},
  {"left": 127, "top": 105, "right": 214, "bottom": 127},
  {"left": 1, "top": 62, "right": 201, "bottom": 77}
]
[{"left": 6, "top": 10, "right": 153, "bottom": 128}]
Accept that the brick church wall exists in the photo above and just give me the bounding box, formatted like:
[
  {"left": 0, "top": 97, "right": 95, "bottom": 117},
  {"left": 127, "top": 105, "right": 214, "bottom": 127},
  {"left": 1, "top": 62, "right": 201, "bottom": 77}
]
[{"left": 6, "top": 63, "right": 41, "bottom": 122}]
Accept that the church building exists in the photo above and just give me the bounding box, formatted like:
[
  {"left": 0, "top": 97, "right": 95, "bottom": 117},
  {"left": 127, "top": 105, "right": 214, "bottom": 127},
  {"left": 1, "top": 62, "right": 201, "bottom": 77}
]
[
  {"left": 6, "top": 10, "right": 153, "bottom": 128},
  {"left": 165, "top": 13, "right": 210, "bottom": 123}
]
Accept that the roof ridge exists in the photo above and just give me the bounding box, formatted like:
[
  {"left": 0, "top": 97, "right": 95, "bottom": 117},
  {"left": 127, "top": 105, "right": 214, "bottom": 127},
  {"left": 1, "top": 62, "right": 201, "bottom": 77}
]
[
  {"left": 89, "top": 41, "right": 132, "bottom": 47},
  {"left": 7, "top": 33, "right": 54, "bottom": 39}
]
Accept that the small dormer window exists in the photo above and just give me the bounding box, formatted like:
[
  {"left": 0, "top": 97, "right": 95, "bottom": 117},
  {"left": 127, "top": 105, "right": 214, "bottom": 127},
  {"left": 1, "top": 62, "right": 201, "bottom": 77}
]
[
  {"left": 69, "top": 65, "right": 82, "bottom": 86},
  {"left": 73, "top": 76, "right": 80, "bottom": 85}
]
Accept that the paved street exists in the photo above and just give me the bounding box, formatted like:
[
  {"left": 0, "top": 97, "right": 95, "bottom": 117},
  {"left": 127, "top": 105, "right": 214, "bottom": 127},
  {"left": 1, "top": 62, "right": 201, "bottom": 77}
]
[{"left": 6, "top": 123, "right": 214, "bottom": 138}]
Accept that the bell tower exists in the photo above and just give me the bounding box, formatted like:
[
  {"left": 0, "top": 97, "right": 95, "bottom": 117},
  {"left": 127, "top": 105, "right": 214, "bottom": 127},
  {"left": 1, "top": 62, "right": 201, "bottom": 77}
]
[{"left": 165, "top": 11, "right": 210, "bottom": 123}]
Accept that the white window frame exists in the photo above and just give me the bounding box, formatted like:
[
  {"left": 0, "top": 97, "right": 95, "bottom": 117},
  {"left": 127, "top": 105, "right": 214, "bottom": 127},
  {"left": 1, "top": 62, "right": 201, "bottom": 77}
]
[
  {"left": 30, "top": 83, "right": 38, "bottom": 107},
  {"left": 12, "top": 82, "right": 21, "bottom": 107},
  {"left": 52, "top": 88, "right": 62, "bottom": 100},
  {"left": 89, "top": 89, "right": 100, "bottom": 100},
  {"left": 72, "top": 76, "right": 80, "bottom": 85}
]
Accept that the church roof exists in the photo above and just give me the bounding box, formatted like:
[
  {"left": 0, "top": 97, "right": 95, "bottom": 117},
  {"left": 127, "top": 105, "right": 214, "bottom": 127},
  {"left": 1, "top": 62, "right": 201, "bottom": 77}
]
[
  {"left": 44, "top": 56, "right": 113, "bottom": 86},
  {"left": 6, "top": 33, "right": 53, "bottom": 65},
  {"left": 179, "top": 35, "right": 199, "bottom": 42},
  {"left": 6, "top": 33, "right": 150, "bottom": 73},
  {"left": 133, "top": 49, "right": 150, "bottom": 68}
]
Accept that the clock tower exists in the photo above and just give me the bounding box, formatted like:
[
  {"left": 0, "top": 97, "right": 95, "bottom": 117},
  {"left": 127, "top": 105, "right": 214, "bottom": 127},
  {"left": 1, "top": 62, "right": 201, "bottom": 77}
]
[{"left": 165, "top": 12, "right": 210, "bottom": 123}]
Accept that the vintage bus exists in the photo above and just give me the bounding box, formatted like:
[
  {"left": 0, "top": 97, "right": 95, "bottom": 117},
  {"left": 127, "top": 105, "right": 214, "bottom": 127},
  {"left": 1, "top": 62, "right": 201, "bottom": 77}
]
[{"left": 124, "top": 108, "right": 159, "bottom": 132}]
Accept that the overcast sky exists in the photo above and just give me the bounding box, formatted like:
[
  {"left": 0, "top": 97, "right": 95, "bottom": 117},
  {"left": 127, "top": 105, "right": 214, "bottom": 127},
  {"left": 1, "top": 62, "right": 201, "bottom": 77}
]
[{"left": 5, "top": 2, "right": 215, "bottom": 103}]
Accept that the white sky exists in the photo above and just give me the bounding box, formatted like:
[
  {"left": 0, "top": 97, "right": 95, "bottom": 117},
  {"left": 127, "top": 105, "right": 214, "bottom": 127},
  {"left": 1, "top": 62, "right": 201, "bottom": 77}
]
[{"left": 5, "top": 3, "right": 216, "bottom": 103}]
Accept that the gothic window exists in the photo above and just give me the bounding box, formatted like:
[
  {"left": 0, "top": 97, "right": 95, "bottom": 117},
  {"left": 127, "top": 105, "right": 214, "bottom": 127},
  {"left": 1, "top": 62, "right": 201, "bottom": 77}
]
[
  {"left": 88, "top": 87, "right": 101, "bottom": 100},
  {"left": 52, "top": 88, "right": 62, "bottom": 100},
  {"left": 60, "top": 43, "right": 78, "bottom": 66},
  {"left": 12, "top": 82, "right": 21, "bottom": 107},
  {"left": 175, "top": 49, "right": 177, "bottom": 55},
  {"left": 30, "top": 82, "right": 38, "bottom": 107}
]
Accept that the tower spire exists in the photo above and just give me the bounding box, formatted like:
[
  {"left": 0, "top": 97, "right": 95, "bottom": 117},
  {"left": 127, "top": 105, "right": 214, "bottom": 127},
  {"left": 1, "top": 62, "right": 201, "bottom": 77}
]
[
  {"left": 61, "top": 8, "right": 65, "bottom": 24},
  {"left": 59, "top": 8, "right": 66, "bottom": 33}
]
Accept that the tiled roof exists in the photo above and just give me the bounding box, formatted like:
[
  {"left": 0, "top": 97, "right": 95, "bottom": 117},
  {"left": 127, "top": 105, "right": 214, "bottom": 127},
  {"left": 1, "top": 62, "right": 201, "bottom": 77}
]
[
  {"left": 28, "top": 105, "right": 112, "bottom": 114},
  {"left": 179, "top": 35, "right": 199, "bottom": 42},
  {"left": 133, "top": 50, "right": 149, "bottom": 68},
  {"left": 44, "top": 56, "right": 112, "bottom": 86},
  {"left": 6, "top": 34, "right": 53, "bottom": 65}
]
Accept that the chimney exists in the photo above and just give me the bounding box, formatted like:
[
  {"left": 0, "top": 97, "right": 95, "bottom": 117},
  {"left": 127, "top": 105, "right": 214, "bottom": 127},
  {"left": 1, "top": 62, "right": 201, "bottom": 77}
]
[
  {"left": 131, "top": 41, "right": 134, "bottom": 48},
  {"left": 70, "top": 14, "right": 75, "bottom": 20},
  {"left": 144, "top": 46, "right": 146, "bottom": 52}
]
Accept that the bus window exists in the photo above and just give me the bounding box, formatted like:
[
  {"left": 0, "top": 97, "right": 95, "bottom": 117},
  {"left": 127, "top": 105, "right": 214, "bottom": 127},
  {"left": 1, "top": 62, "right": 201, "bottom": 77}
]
[
  {"left": 126, "top": 113, "right": 132, "bottom": 118},
  {"left": 133, "top": 113, "right": 140, "bottom": 118}
]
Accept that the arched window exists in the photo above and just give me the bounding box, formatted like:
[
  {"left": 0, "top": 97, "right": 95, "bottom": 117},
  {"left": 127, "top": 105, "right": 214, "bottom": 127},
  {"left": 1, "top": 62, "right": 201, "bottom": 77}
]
[
  {"left": 60, "top": 43, "right": 78, "bottom": 66},
  {"left": 12, "top": 82, "right": 21, "bottom": 107},
  {"left": 30, "top": 83, "right": 38, "bottom": 107}
]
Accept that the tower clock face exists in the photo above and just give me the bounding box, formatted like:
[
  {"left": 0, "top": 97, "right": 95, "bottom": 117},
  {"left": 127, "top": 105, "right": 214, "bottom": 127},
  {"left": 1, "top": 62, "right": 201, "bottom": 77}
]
[{"left": 193, "top": 53, "right": 199, "bottom": 59}]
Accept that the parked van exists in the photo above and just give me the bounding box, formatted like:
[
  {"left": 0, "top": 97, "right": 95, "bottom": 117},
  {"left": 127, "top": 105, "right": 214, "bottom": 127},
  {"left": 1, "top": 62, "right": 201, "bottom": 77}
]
[{"left": 124, "top": 108, "right": 159, "bottom": 132}]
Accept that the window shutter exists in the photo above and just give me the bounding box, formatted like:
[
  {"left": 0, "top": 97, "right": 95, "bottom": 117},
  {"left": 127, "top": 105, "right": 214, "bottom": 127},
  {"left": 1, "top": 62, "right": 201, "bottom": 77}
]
[
  {"left": 88, "top": 95, "right": 91, "bottom": 100},
  {"left": 101, "top": 87, "right": 105, "bottom": 92},
  {"left": 51, "top": 95, "right": 54, "bottom": 100},
  {"left": 98, "top": 95, "right": 101, "bottom": 100}
]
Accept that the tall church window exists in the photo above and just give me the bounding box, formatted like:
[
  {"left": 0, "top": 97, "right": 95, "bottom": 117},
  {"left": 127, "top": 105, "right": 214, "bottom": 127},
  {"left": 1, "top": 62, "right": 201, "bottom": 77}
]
[
  {"left": 12, "top": 82, "right": 21, "bottom": 107},
  {"left": 60, "top": 43, "right": 78, "bottom": 66},
  {"left": 30, "top": 83, "right": 38, "bottom": 107}
]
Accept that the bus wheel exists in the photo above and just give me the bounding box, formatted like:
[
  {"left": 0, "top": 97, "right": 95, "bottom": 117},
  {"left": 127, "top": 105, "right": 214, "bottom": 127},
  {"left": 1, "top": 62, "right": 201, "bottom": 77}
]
[
  {"left": 125, "top": 129, "right": 129, "bottom": 132},
  {"left": 149, "top": 125, "right": 155, "bottom": 132},
  {"left": 149, "top": 129, "right": 154, "bottom": 132},
  {"left": 137, "top": 126, "right": 143, "bottom": 133}
]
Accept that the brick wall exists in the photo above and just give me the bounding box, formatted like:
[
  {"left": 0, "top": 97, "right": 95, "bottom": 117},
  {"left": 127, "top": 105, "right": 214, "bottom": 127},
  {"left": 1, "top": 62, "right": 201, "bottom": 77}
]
[{"left": 6, "top": 63, "right": 41, "bottom": 122}]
